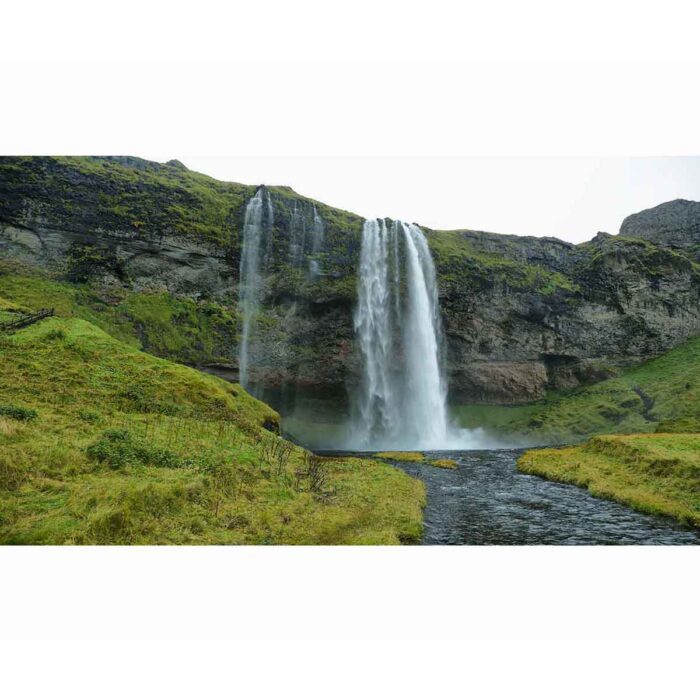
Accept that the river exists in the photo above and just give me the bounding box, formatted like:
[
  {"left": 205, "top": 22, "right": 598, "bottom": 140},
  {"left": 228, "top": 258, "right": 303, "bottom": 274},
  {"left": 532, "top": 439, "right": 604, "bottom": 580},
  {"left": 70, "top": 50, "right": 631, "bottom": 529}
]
[{"left": 383, "top": 449, "right": 699, "bottom": 545}]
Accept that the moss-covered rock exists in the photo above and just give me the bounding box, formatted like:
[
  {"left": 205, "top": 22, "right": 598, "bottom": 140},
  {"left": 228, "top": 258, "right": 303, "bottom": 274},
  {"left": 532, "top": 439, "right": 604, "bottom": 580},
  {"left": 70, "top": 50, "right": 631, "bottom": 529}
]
[{"left": 2, "top": 156, "right": 700, "bottom": 410}]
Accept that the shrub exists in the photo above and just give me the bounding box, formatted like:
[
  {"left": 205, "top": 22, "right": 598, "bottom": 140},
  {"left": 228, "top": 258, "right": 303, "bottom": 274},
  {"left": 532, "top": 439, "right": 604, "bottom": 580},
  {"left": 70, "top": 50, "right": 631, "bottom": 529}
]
[
  {"left": 260, "top": 435, "right": 294, "bottom": 477},
  {"left": 44, "top": 328, "right": 66, "bottom": 341},
  {"left": 294, "top": 452, "right": 330, "bottom": 498},
  {"left": 86, "top": 429, "right": 191, "bottom": 470},
  {"left": 78, "top": 408, "right": 101, "bottom": 423},
  {"left": 0, "top": 404, "right": 37, "bottom": 422}
]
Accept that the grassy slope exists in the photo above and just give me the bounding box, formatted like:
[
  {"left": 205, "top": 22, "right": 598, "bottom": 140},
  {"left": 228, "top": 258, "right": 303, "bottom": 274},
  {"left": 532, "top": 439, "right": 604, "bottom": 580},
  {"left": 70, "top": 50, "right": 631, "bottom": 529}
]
[
  {"left": 0, "top": 260, "right": 238, "bottom": 366},
  {"left": 519, "top": 434, "right": 700, "bottom": 527},
  {"left": 0, "top": 317, "right": 424, "bottom": 544},
  {"left": 467, "top": 333, "right": 700, "bottom": 444}
]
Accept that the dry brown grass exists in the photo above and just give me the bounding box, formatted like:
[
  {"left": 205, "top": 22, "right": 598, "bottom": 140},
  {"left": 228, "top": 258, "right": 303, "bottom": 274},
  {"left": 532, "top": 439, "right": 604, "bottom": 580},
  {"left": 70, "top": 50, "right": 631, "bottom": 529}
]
[{"left": 0, "top": 417, "right": 24, "bottom": 437}]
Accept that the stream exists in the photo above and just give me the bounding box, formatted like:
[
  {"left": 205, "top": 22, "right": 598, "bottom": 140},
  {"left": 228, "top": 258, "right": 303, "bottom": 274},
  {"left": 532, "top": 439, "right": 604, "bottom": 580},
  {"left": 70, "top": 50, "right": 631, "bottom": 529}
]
[{"left": 383, "top": 449, "right": 699, "bottom": 545}]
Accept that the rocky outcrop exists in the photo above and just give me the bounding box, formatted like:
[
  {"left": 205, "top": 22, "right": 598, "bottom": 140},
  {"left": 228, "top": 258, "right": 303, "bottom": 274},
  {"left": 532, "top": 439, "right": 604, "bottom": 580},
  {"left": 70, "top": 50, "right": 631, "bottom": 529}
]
[
  {"left": 620, "top": 199, "right": 700, "bottom": 249},
  {"left": 2, "top": 156, "right": 700, "bottom": 409}
]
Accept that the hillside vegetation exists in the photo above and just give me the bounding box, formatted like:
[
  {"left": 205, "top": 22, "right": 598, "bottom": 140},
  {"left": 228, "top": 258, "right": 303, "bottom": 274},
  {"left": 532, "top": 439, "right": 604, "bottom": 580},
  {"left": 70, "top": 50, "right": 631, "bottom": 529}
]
[
  {"left": 467, "top": 333, "right": 700, "bottom": 444},
  {"left": 0, "top": 259, "right": 239, "bottom": 367},
  {"left": 519, "top": 434, "right": 700, "bottom": 527},
  {"left": 0, "top": 315, "right": 424, "bottom": 544}
]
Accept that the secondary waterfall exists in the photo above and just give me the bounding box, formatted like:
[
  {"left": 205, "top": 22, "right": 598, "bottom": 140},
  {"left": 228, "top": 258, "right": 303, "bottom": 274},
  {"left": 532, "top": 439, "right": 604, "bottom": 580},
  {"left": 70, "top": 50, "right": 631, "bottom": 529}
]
[
  {"left": 238, "top": 188, "right": 273, "bottom": 389},
  {"left": 308, "top": 205, "right": 325, "bottom": 279},
  {"left": 351, "top": 219, "right": 449, "bottom": 449},
  {"left": 289, "top": 201, "right": 307, "bottom": 268}
]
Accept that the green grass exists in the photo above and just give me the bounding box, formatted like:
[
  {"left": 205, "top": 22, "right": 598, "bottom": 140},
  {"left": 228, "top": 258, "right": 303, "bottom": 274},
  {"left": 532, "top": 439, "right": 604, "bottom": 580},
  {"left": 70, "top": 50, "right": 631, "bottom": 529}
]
[
  {"left": 518, "top": 433, "right": 700, "bottom": 527},
  {"left": 0, "top": 317, "right": 425, "bottom": 544},
  {"left": 0, "top": 261, "right": 238, "bottom": 365},
  {"left": 430, "top": 459, "right": 458, "bottom": 469},
  {"left": 374, "top": 452, "right": 425, "bottom": 463},
  {"left": 452, "top": 333, "right": 700, "bottom": 444},
  {"left": 5, "top": 156, "right": 256, "bottom": 246},
  {"left": 428, "top": 229, "right": 579, "bottom": 296}
]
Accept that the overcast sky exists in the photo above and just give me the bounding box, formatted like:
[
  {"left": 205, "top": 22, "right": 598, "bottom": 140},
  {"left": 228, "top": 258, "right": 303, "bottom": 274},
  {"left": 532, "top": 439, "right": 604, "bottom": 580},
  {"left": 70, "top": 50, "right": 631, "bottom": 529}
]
[{"left": 176, "top": 156, "right": 700, "bottom": 244}]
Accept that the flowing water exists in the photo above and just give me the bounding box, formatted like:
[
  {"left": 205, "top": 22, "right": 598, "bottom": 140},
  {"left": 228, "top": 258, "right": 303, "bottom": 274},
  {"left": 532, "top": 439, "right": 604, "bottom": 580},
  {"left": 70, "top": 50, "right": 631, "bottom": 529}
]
[
  {"left": 385, "top": 449, "right": 699, "bottom": 545},
  {"left": 350, "top": 220, "right": 451, "bottom": 449},
  {"left": 308, "top": 204, "right": 324, "bottom": 280},
  {"left": 289, "top": 201, "right": 307, "bottom": 269},
  {"left": 238, "top": 188, "right": 273, "bottom": 389}
]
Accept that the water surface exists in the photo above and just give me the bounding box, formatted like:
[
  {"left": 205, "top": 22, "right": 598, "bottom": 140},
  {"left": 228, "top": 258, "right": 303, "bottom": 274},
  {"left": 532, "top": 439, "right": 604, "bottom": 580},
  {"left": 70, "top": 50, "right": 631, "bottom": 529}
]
[{"left": 384, "top": 449, "right": 699, "bottom": 545}]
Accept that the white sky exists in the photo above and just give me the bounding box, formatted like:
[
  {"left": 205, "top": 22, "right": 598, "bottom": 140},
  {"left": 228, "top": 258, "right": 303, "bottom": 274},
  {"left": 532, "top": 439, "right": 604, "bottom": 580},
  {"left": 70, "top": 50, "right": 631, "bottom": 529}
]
[{"left": 177, "top": 156, "right": 700, "bottom": 244}]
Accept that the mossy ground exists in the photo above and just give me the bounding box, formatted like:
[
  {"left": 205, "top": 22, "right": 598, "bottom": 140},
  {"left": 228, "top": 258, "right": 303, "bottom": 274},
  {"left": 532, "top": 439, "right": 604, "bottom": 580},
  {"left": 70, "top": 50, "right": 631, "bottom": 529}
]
[
  {"left": 430, "top": 459, "right": 458, "bottom": 469},
  {"left": 519, "top": 434, "right": 700, "bottom": 527},
  {"left": 0, "top": 317, "right": 424, "bottom": 544},
  {"left": 374, "top": 452, "right": 425, "bottom": 463},
  {"left": 0, "top": 260, "right": 238, "bottom": 366},
  {"left": 454, "top": 333, "right": 700, "bottom": 445}
]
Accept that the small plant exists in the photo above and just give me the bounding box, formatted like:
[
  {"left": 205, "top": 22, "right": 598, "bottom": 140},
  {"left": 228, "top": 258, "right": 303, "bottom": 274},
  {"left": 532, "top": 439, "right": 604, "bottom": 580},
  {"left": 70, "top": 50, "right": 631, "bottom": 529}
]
[
  {"left": 0, "top": 403, "right": 38, "bottom": 422},
  {"left": 260, "top": 435, "right": 294, "bottom": 477},
  {"left": 44, "top": 328, "right": 66, "bottom": 341},
  {"left": 293, "top": 452, "right": 330, "bottom": 498},
  {"left": 78, "top": 408, "right": 101, "bottom": 423},
  {"left": 306, "top": 452, "right": 329, "bottom": 497}
]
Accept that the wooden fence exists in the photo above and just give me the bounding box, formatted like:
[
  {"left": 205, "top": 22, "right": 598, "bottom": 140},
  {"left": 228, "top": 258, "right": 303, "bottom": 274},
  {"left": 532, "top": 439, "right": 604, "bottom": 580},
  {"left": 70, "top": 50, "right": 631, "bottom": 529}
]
[{"left": 0, "top": 308, "right": 55, "bottom": 332}]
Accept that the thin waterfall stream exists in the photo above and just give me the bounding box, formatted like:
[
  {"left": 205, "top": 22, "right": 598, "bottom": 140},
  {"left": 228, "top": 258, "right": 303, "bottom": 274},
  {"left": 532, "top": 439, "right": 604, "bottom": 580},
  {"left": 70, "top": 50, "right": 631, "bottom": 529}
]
[{"left": 238, "top": 188, "right": 273, "bottom": 390}]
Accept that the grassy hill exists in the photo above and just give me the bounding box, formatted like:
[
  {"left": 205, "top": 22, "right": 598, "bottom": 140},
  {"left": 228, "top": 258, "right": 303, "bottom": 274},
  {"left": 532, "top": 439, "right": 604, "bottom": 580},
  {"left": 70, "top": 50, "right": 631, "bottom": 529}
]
[
  {"left": 0, "top": 315, "right": 424, "bottom": 544},
  {"left": 459, "top": 333, "right": 700, "bottom": 445},
  {"left": 0, "top": 258, "right": 240, "bottom": 367},
  {"left": 519, "top": 434, "right": 700, "bottom": 527}
]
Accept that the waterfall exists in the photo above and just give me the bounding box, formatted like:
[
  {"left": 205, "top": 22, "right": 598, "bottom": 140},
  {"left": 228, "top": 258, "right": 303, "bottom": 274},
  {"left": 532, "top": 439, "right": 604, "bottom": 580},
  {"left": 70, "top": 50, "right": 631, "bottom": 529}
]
[
  {"left": 308, "top": 205, "right": 325, "bottom": 279},
  {"left": 289, "top": 201, "right": 307, "bottom": 268},
  {"left": 351, "top": 219, "right": 449, "bottom": 449},
  {"left": 238, "top": 188, "right": 273, "bottom": 389},
  {"left": 401, "top": 223, "right": 448, "bottom": 445}
]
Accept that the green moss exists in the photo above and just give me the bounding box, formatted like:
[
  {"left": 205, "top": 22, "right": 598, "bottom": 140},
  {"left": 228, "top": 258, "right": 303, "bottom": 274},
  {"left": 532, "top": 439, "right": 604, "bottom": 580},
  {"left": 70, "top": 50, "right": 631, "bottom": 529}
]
[
  {"left": 518, "top": 433, "right": 700, "bottom": 527},
  {"left": 0, "top": 262, "right": 238, "bottom": 365},
  {"left": 456, "top": 333, "right": 700, "bottom": 444},
  {"left": 430, "top": 459, "right": 458, "bottom": 469},
  {"left": 0, "top": 316, "right": 424, "bottom": 544},
  {"left": 374, "top": 451, "right": 425, "bottom": 462},
  {"left": 428, "top": 229, "right": 579, "bottom": 296}
]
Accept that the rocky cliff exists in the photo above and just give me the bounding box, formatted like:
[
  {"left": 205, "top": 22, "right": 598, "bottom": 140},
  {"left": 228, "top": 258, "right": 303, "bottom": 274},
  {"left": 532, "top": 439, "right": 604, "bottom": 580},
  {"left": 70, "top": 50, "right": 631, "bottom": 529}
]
[
  {"left": 620, "top": 199, "right": 700, "bottom": 250},
  {"left": 2, "top": 156, "right": 699, "bottom": 409}
]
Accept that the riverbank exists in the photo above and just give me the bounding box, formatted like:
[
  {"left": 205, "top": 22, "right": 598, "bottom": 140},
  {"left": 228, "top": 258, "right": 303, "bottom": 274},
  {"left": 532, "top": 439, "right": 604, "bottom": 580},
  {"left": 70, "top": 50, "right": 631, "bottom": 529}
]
[{"left": 518, "top": 434, "right": 700, "bottom": 527}]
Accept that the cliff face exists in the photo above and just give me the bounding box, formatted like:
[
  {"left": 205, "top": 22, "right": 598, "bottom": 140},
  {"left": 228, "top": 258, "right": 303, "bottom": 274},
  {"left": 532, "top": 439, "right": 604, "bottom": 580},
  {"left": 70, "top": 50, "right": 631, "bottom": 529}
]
[
  {"left": 620, "top": 199, "right": 700, "bottom": 250},
  {"left": 434, "top": 228, "right": 700, "bottom": 402},
  {"left": 2, "top": 156, "right": 699, "bottom": 408}
]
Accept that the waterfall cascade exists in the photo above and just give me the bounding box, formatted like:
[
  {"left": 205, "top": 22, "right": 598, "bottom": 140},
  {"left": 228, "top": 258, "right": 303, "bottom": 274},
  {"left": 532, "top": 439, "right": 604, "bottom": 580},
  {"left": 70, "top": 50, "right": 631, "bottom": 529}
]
[
  {"left": 351, "top": 219, "right": 449, "bottom": 449},
  {"left": 289, "top": 201, "right": 307, "bottom": 268},
  {"left": 238, "top": 188, "right": 274, "bottom": 389},
  {"left": 239, "top": 190, "right": 326, "bottom": 392},
  {"left": 309, "top": 205, "right": 325, "bottom": 279}
]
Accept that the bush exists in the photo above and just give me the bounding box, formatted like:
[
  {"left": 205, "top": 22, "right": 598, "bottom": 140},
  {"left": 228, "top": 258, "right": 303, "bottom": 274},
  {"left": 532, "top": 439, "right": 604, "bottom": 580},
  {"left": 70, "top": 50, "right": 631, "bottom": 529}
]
[
  {"left": 78, "top": 408, "right": 101, "bottom": 423},
  {"left": 44, "top": 328, "right": 66, "bottom": 341},
  {"left": 0, "top": 404, "right": 37, "bottom": 422},
  {"left": 86, "top": 429, "right": 191, "bottom": 470}
]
